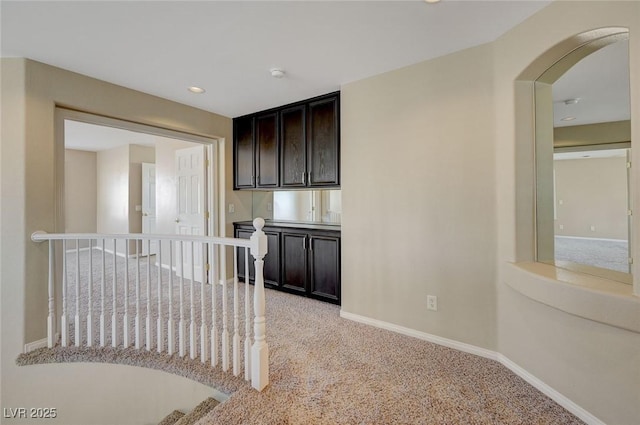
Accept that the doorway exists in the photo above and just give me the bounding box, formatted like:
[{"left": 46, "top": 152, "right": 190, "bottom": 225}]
[{"left": 58, "top": 108, "right": 221, "bottom": 278}]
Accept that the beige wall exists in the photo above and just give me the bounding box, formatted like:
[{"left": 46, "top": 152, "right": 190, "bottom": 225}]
[
  {"left": 555, "top": 156, "right": 628, "bottom": 240},
  {"left": 342, "top": 1, "right": 638, "bottom": 424},
  {"left": 64, "top": 149, "right": 97, "bottom": 236},
  {"left": 341, "top": 42, "right": 497, "bottom": 350},
  {"left": 1, "top": 58, "right": 232, "bottom": 423},
  {"left": 494, "top": 2, "right": 640, "bottom": 424},
  {"left": 96, "top": 145, "right": 129, "bottom": 236}
]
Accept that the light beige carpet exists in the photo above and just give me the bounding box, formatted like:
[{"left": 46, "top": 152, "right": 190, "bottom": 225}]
[{"left": 18, "top": 251, "right": 585, "bottom": 424}]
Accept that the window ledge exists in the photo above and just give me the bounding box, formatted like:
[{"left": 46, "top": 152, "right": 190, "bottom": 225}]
[{"left": 504, "top": 262, "right": 640, "bottom": 333}]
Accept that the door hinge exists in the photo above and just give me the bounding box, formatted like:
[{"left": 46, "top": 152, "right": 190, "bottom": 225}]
[
  {"left": 628, "top": 258, "right": 634, "bottom": 265},
  {"left": 206, "top": 159, "right": 210, "bottom": 167},
  {"left": 206, "top": 263, "right": 211, "bottom": 271},
  {"left": 627, "top": 161, "right": 632, "bottom": 169},
  {"left": 206, "top": 211, "right": 210, "bottom": 219},
  {"left": 628, "top": 209, "right": 633, "bottom": 217}
]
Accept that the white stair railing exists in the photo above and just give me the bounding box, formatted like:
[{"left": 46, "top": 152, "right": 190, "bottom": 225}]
[{"left": 30, "top": 218, "right": 269, "bottom": 391}]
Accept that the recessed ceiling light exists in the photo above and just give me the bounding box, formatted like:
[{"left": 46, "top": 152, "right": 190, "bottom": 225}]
[
  {"left": 188, "top": 86, "right": 206, "bottom": 94},
  {"left": 424, "top": 0, "right": 441, "bottom": 3},
  {"left": 270, "top": 68, "right": 285, "bottom": 79},
  {"left": 561, "top": 116, "right": 576, "bottom": 121}
]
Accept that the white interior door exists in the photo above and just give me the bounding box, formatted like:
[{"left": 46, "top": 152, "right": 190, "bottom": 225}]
[
  {"left": 141, "top": 162, "right": 157, "bottom": 256},
  {"left": 175, "top": 145, "right": 206, "bottom": 281}
]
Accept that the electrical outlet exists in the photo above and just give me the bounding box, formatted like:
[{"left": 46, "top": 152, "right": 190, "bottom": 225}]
[{"left": 427, "top": 295, "right": 438, "bottom": 311}]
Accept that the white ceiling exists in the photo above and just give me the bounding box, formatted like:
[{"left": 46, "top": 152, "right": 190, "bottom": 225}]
[
  {"left": 553, "top": 39, "right": 630, "bottom": 127},
  {"left": 1, "top": 0, "right": 553, "bottom": 118},
  {"left": 64, "top": 120, "right": 159, "bottom": 152}
]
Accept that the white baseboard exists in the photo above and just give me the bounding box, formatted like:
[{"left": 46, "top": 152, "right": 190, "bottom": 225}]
[
  {"left": 496, "top": 354, "right": 605, "bottom": 425},
  {"left": 339, "top": 311, "right": 498, "bottom": 361},
  {"left": 64, "top": 246, "right": 93, "bottom": 254},
  {"left": 24, "top": 334, "right": 59, "bottom": 353},
  {"left": 555, "top": 235, "right": 627, "bottom": 243},
  {"left": 339, "top": 310, "right": 605, "bottom": 425},
  {"left": 24, "top": 338, "right": 48, "bottom": 353},
  {"left": 94, "top": 246, "right": 138, "bottom": 259}
]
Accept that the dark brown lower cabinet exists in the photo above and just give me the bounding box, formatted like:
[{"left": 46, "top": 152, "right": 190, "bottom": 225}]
[
  {"left": 234, "top": 222, "right": 341, "bottom": 305},
  {"left": 235, "top": 228, "right": 280, "bottom": 289},
  {"left": 281, "top": 232, "right": 308, "bottom": 294},
  {"left": 309, "top": 235, "right": 340, "bottom": 303}
]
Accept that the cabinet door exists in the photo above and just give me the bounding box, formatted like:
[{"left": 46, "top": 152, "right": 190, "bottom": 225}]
[
  {"left": 263, "top": 231, "right": 280, "bottom": 288},
  {"left": 235, "top": 228, "right": 280, "bottom": 288},
  {"left": 280, "top": 105, "right": 307, "bottom": 187},
  {"left": 235, "top": 229, "right": 255, "bottom": 282},
  {"left": 255, "top": 112, "right": 279, "bottom": 188},
  {"left": 309, "top": 235, "right": 341, "bottom": 304},
  {"left": 281, "top": 232, "right": 307, "bottom": 294},
  {"left": 308, "top": 95, "right": 339, "bottom": 187},
  {"left": 233, "top": 116, "right": 255, "bottom": 189}
]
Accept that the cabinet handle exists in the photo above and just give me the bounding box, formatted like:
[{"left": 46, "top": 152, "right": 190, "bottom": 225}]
[
  {"left": 302, "top": 172, "right": 306, "bottom": 185},
  {"left": 251, "top": 175, "right": 255, "bottom": 185},
  {"left": 308, "top": 171, "right": 312, "bottom": 184},
  {"left": 309, "top": 238, "right": 313, "bottom": 251},
  {"left": 303, "top": 237, "right": 306, "bottom": 250}
]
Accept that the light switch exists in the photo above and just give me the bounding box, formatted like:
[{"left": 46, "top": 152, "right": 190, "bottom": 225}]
[{"left": 228, "top": 203, "right": 235, "bottom": 214}]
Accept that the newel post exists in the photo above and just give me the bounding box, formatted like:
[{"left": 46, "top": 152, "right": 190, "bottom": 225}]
[{"left": 250, "top": 217, "right": 269, "bottom": 391}]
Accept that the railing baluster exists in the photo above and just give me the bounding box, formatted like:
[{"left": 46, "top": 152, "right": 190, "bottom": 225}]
[
  {"left": 222, "top": 246, "right": 229, "bottom": 372},
  {"left": 61, "top": 240, "right": 68, "bottom": 347},
  {"left": 47, "top": 240, "right": 56, "bottom": 348},
  {"left": 123, "top": 241, "right": 130, "bottom": 348},
  {"left": 31, "top": 225, "right": 270, "bottom": 391},
  {"left": 189, "top": 241, "right": 196, "bottom": 359},
  {"left": 179, "top": 241, "right": 186, "bottom": 357},
  {"left": 233, "top": 248, "right": 240, "bottom": 376},
  {"left": 167, "top": 241, "right": 175, "bottom": 355},
  {"left": 200, "top": 241, "right": 208, "bottom": 363},
  {"left": 210, "top": 243, "right": 218, "bottom": 367},
  {"left": 100, "top": 239, "right": 106, "bottom": 347},
  {"left": 157, "top": 242, "right": 163, "bottom": 353},
  {"left": 146, "top": 239, "right": 151, "bottom": 351},
  {"left": 251, "top": 218, "right": 269, "bottom": 391},
  {"left": 135, "top": 239, "right": 141, "bottom": 349},
  {"left": 87, "top": 239, "right": 93, "bottom": 347},
  {"left": 112, "top": 239, "right": 118, "bottom": 348},
  {"left": 244, "top": 246, "right": 251, "bottom": 381},
  {"left": 75, "top": 240, "right": 81, "bottom": 346}
]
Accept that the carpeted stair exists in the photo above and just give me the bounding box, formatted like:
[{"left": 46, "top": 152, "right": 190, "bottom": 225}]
[
  {"left": 157, "top": 398, "right": 219, "bottom": 425},
  {"left": 158, "top": 410, "right": 185, "bottom": 425}
]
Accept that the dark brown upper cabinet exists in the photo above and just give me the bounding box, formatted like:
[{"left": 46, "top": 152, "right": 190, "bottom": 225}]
[
  {"left": 233, "top": 116, "right": 255, "bottom": 189},
  {"left": 233, "top": 92, "right": 340, "bottom": 190},
  {"left": 280, "top": 105, "right": 307, "bottom": 187},
  {"left": 255, "top": 112, "right": 279, "bottom": 188},
  {"left": 308, "top": 95, "right": 339, "bottom": 187}
]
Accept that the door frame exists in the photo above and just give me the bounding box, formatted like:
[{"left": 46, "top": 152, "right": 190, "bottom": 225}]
[{"left": 54, "top": 107, "right": 223, "bottom": 277}]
